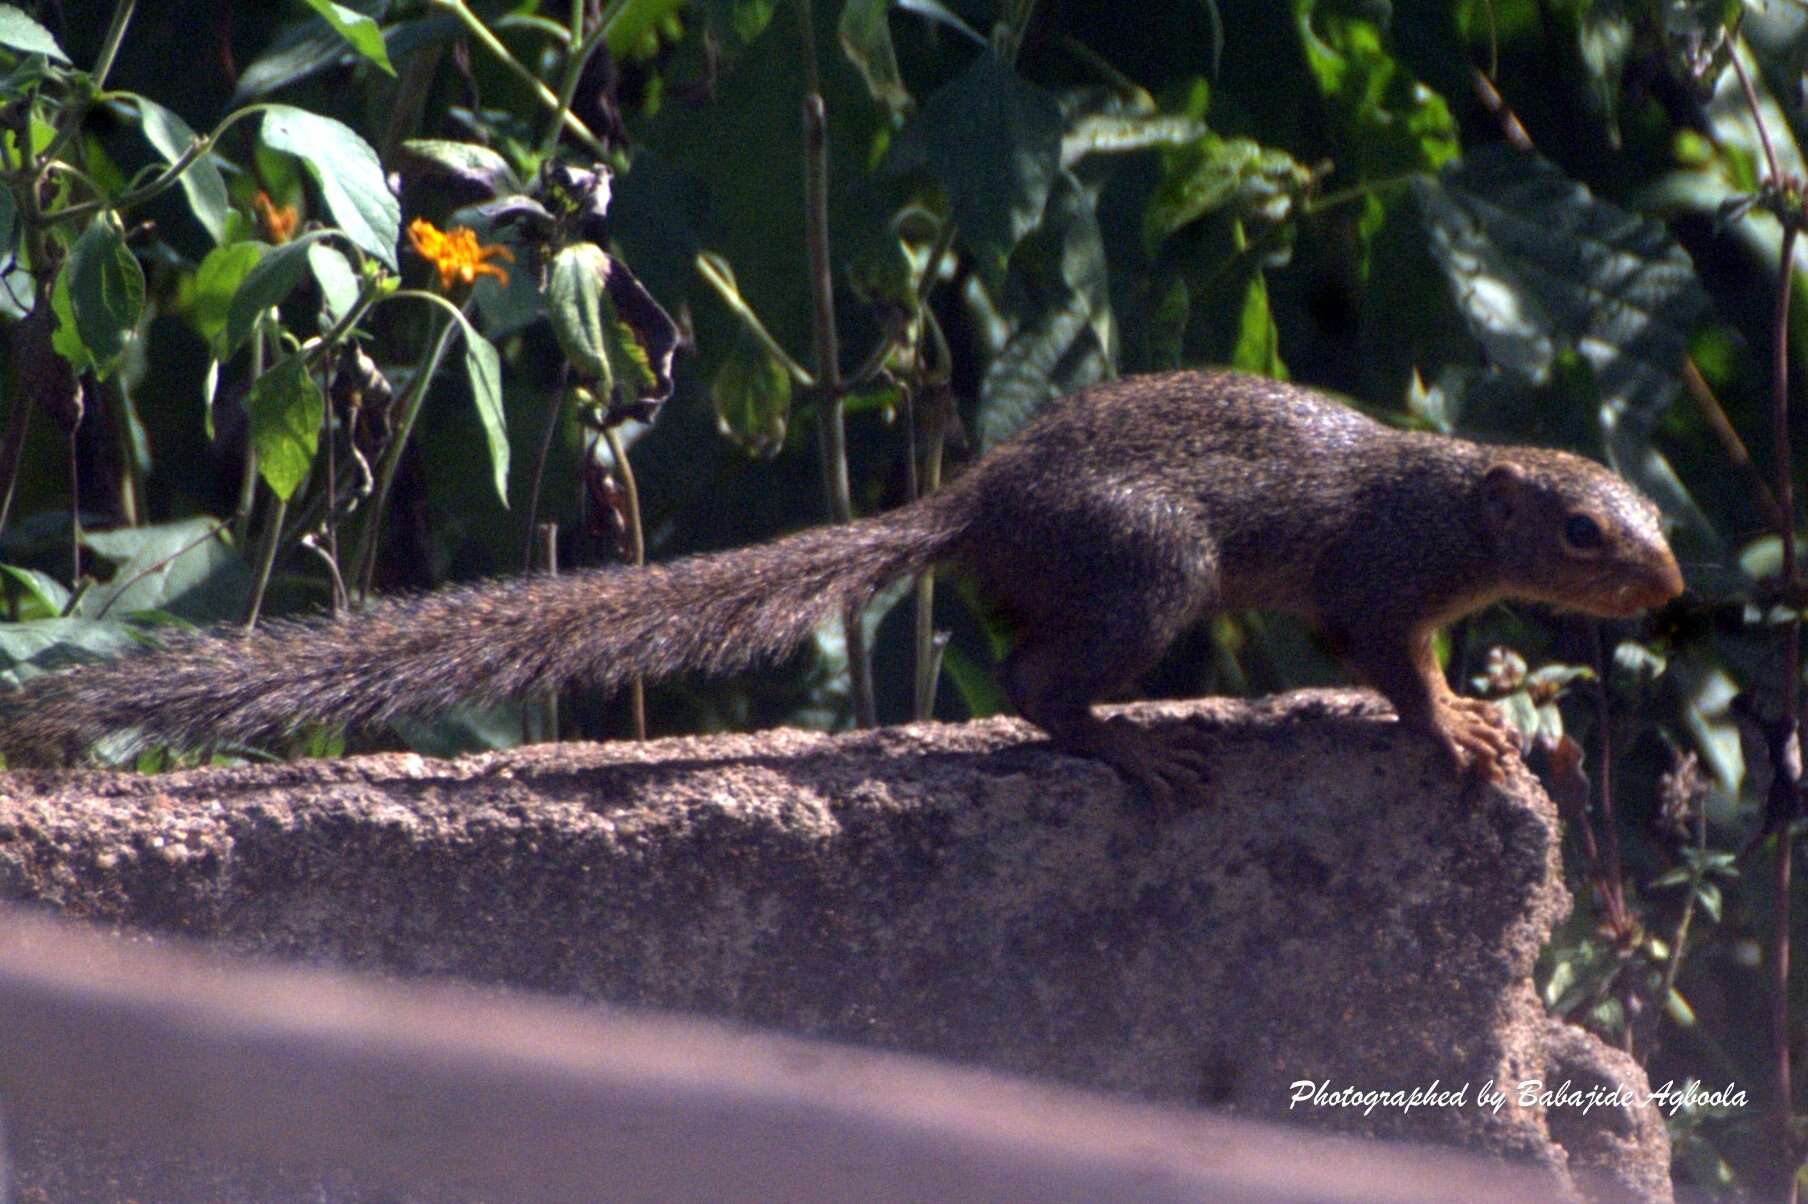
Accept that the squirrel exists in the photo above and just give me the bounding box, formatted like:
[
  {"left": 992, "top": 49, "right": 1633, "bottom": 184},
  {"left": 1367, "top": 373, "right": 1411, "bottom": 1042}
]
[{"left": 0, "top": 370, "right": 1684, "bottom": 804}]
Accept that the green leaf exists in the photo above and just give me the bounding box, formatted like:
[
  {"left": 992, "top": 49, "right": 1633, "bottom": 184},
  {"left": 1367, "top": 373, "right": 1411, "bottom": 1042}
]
[
  {"left": 1146, "top": 133, "right": 1310, "bottom": 249},
  {"left": 1577, "top": 1, "right": 1632, "bottom": 145},
  {"left": 80, "top": 517, "right": 250, "bottom": 624},
  {"left": 136, "top": 97, "right": 229, "bottom": 245},
  {"left": 1413, "top": 147, "right": 1714, "bottom": 540},
  {"left": 911, "top": 50, "right": 1064, "bottom": 279},
  {"left": 0, "top": 618, "right": 143, "bottom": 690},
  {"left": 840, "top": 0, "right": 911, "bottom": 115},
  {"left": 894, "top": 0, "right": 984, "bottom": 44},
  {"left": 604, "top": 0, "right": 690, "bottom": 56},
  {"left": 307, "top": 242, "right": 359, "bottom": 327},
  {"left": 711, "top": 326, "right": 791, "bottom": 455},
  {"left": 976, "top": 171, "right": 1112, "bottom": 449},
  {"left": 0, "top": 5, "right": 69, "bottom": 63},
  {"left": 0, "top": 563, "right": 70, "bottom": 619},
  {"left": 300, "top": 0, "right": 395, "bottom": 75},
  {"left": 191, "top": 242, "right": 264, "bottom": 354},
  {"left": 49, "top": 265, "right": 91, "bottom": 374},
  {"left": 1695, "top": 881, "right": 1722, "bottom": 924},
  {"left": 1062, "top": 113, "right": 1207, "bottom": 167},
  {"left": 62, "top": 213, "right": 144, "bottom": 380},
  {"left": 1229, "top": 256, "right": 1283, "bottom": 378},
  {"left": 548, "top": 242, "right": 612, "bottom": 387},
  {"left": 445, "top": 306, "right": 509, "bottom": 506},
  {"left": 248, "top": 354, "right": 324, "bottom": 502},
  {"left": 1294, "top": 1, "right": 1458, "bottom": 177},
  {"left": 224, "top": 232, "right": 330, "bottom": 356},
  {"left": 261, "top": 105, "right": 400, "bottom": 268}
]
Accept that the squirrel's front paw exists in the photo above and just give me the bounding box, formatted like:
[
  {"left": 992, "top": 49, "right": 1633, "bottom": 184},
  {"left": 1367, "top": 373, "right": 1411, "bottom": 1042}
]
[{"left": 1429, "top": 697, "right": 1518, "bottom": 784}]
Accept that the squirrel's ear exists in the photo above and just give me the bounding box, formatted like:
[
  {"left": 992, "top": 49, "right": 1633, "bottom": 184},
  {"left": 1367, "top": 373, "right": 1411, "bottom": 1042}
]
[{"left": 1482, "top": 462, "right": 1529, "bottom": 532}]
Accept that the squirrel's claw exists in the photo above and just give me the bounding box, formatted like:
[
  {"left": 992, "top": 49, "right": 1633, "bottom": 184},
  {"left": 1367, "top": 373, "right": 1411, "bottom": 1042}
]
[
  {"left": 1432, "top": 697, "right": 1518, "bottom": 785},
  {"left": 1072, "top": 719, "right": 1210, "bottom": 814}
]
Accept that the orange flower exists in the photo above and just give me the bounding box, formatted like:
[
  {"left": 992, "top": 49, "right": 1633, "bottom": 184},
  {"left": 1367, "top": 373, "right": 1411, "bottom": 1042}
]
[
  {"left": 406, "top": 218, "right": 514, "bottom": 291},
  {"left": 252, "top": 190, "right": 298, "bottom": 244}
]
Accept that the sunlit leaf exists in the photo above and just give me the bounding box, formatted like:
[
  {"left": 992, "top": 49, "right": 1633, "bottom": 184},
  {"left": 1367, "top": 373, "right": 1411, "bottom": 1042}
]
[
  {"left": 248, "top": 354, "right": 324, "bottom": 501},
  {"left": 0, "top": 5, "right": 68, "bottom": 63},
  {"left": 300, "top": 0, "right": 395, "bottom": 75},
  {"left": 261, "top": 105, "right": 400, "bottom": 268}
]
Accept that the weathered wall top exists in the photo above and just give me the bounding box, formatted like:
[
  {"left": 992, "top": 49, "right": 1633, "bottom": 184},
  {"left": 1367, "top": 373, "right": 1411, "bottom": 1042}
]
[{"left": 0, "top": 690, "right": 1671, "bottom": 1201}]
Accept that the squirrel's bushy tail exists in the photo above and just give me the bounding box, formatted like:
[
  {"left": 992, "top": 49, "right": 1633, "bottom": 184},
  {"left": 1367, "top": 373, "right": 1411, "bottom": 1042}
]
[{"left": 2, "top": 495, "right": 967, "bottom": 761}]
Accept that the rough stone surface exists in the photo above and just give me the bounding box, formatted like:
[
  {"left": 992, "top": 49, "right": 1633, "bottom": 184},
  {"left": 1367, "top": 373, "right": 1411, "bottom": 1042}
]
[{"left": 0, "top": 690, "right": 1670, "bottom": 1199}]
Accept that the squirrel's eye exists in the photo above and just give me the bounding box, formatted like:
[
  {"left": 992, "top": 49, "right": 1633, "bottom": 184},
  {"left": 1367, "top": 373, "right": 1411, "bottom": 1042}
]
[{"left": 1564, "top": 514, "right": 1604, "bottom": 550}]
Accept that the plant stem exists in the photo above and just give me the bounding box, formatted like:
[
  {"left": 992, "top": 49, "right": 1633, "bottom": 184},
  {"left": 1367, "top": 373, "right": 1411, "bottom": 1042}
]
[
  {"left": 533, "top": 521, "right": 560, "bottom": 743},
  {"left": 796, "top": 0, "right": 874, "bottom": 728},
  {"left": 244, "top": 494, "right": 287, "bottom": 628},
  {"left": 354, "top": 306, "right": 463, "bottom": 600},
  {"left": 912, "top": 388, "right": 949, "bottom": 721},
  {"left": 33, "top": 0, "right": 137, "bottom": 174},
  {"left": 1589, "top": 623, "right": 1629, "bottom": 941},
  {"left": 523, "top": 376, "right": 569, "bottom": 572},
  {"left": 1769, "top": 215, "right": 1801, "bottom": 1204},
  {"left": 428, "top": 0, "right": 609, "bottom": 157},
  {"left": 1682, "top": 357, "right": 1783, "bottom": 531},
  {"left": 1657, "top": 779, "right": 1710, "bottom": 1020},
  {"left": 539, "top": 1, "right": 614, "bottom": 157},
  {"left": 0, "top": 325, "right": 38, "bottom": 536},
  {"left": 89, "top": 0, "right": 138, "bottom": 91},
  {"left": 233, "top": 321, "right": 270, "bottom": 544},
  {"left": 603, "top": 425, "right": 647, "bottom": 740}
]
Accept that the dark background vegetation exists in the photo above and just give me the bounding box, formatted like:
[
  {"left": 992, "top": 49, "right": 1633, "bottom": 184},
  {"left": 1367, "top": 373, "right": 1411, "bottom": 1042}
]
[{"left": 1, "top": 0, "right": 1805, "bottom": 1194}]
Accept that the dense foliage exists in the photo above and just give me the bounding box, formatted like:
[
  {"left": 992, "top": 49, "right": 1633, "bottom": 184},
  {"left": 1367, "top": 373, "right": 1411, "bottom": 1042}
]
[{"left": 0, "top": 0, "right": 1804, "bottom": 1193}]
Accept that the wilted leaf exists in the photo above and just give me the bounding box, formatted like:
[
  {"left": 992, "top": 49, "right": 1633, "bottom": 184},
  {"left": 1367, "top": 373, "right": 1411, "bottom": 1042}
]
[
  {"left": 1062, "top": 112, "right": 1207, "bottom": 167},
  {"left": 551, "top": 242, "right": 677, "bottom": 422},
  {"left": 395, "top": 139, "right": 524, "bottom": 208},
  {"left": 712, "top": 326, "right": 791, "bottom": 455},
  {"left": 600, "top": 256, "right": 678, "bottom": 418}
]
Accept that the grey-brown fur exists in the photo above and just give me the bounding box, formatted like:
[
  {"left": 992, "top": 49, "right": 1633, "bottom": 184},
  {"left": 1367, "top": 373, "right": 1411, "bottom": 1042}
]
[{"left": 0, "top": 370, "right": 1685, "bottom": 799}]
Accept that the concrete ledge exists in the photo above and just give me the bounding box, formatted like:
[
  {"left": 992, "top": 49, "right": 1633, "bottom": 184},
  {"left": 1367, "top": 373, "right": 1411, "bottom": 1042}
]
[
  {"left": 0, "top": 690, "right": 1672, "bottom": 1200},
  {"left": 0, "top": 904, "right": 1570, "bottom": 1202}
]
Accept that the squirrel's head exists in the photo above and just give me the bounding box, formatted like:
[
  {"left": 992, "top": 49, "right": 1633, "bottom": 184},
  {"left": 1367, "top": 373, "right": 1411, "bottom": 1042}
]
[{"left": 1481, "top": 451, "right": 1685, "bottom": 618}]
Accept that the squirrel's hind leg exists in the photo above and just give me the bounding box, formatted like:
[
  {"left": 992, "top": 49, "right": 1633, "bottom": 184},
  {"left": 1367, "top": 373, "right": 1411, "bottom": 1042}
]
[{"left": 987, "top": 496, "right": 1221, "bottom": 812}]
